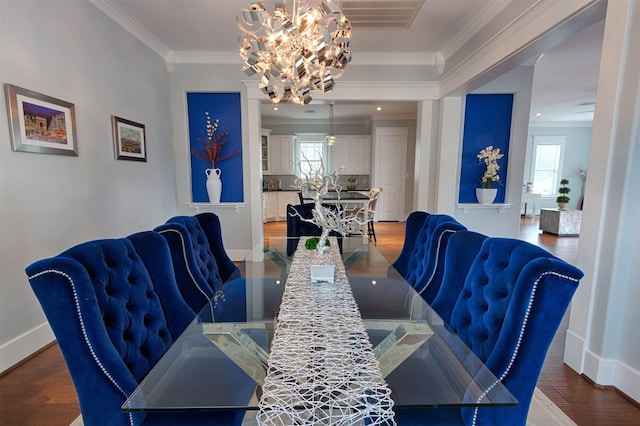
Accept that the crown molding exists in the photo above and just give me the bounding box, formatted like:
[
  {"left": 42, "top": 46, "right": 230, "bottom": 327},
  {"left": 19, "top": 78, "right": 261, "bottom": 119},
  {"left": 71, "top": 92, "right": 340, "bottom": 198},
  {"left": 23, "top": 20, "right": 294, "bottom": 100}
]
[
  {"left": 88, "top": 0, "right": 170, "bottom": 58},
  {"left": 350, "top": 52, "right": 438, "bottom": 66},
  {"left": 441, "top": 0, "right": 512, "bottom": 61},
  {"left": 438, "top": 0, "right": 600, "bottom": 96},
  {"left": 173, "top": 51, "right": 241, "bottom": 64}
]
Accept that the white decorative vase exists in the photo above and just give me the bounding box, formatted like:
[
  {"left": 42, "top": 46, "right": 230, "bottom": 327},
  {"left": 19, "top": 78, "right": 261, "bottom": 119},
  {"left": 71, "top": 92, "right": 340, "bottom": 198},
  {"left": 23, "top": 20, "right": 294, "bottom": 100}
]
[
  {"left": 205, "top": 168, "right": 222, "bottom": 204},
  {"left": 557, "top": 202, "right": 568, "bottom": 210},
  {"left": 476, "top": 188, "right": 497, "bottom": 204}
]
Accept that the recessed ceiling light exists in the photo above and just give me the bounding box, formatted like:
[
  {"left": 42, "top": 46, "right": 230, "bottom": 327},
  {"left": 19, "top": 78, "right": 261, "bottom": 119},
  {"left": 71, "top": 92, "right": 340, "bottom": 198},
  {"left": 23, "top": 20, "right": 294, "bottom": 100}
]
[
  {"left": 535, "top": 112, "right": 542, "bottom": 117},
  {"left": 376, "top": 106, "right": 382, "bottom": 111},
  {"left": 273, "top": 106, "right": 278, "bottom": 111}
]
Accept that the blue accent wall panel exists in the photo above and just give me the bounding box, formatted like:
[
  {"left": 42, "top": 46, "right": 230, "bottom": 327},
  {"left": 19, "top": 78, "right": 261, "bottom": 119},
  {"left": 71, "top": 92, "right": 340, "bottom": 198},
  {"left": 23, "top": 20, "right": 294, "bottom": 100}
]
[
  {"left": 187, "top": 92, "right": 244, "bottom": 203},
  {"left": 459, "top": 94, "right": 513, "bottom": 203}
]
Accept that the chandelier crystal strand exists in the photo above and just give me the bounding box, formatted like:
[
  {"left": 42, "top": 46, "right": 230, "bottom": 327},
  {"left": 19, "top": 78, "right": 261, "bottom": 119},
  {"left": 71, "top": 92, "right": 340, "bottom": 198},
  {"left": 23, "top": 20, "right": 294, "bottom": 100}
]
[{"left": 237, "top": 0, "right": 352, "bottom": 105}]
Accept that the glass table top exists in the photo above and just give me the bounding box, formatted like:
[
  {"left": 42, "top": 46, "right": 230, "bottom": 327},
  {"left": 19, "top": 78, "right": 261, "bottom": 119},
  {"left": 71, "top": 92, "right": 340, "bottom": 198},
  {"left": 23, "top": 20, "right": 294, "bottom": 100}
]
[{"left": 123, "top": 237, "right": 517, "bottom": 413}]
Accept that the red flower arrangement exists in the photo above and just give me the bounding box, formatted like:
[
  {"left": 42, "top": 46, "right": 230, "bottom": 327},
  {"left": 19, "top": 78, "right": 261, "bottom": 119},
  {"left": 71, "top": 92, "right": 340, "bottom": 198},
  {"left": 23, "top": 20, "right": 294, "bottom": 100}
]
[{"left": 191, "top": 112, "right": 241, "bottom": 168}]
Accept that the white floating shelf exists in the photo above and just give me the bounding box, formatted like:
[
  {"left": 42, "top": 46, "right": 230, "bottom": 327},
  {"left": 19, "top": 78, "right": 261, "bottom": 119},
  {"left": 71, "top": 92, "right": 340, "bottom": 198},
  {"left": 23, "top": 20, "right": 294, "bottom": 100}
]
[
  {"left": 457, "top": 203, "right": 511, "bottom": 213},
  {"left": 188, "top": 203, "right": 246, "bottom": 213}
]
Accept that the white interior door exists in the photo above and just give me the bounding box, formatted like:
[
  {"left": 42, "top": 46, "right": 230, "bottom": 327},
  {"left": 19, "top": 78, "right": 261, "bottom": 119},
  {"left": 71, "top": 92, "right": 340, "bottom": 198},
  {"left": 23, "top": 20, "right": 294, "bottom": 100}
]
[{"left": 373, "top": 127, "right": 408, "bottom": 221}]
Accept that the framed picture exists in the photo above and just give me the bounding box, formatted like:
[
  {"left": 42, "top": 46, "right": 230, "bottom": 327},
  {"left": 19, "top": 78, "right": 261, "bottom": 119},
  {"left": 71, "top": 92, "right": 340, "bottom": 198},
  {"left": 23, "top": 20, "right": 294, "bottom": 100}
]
[
  {"left": 111, "top": 116, "right": 147, "bottom": 162},
  {"left": 4, "top": 83, "right": 78, "bottom": 156}
]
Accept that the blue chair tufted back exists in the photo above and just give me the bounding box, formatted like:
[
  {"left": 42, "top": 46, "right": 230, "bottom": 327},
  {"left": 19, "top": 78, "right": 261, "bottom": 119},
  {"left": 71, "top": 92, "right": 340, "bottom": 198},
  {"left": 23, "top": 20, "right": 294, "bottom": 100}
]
[
  {"left": 430, "top": 230, "right": 488, "bottom": 324},
  {"left": 195, "top": 212, "right": 241, "bottom": 282},
  {"left": 25, "top": 232, "right": 212, "bottom": 426},
  {"left": 158, "top": 215, "right": 224, "bottom": 300},
  {"left": 391, "top": 210, "right": 430, "bottom": 277},
  {"left": 403, "top": 214, "right": 467, "bottom": 302},
  {"left": 394, "top": 237, "right": 583, "bottom": 426},
  {"left": 451, "top": 238, "right": 583, "bottom": 425},
  {"left": 57, "top": 238, "right": 176, "bottom": 378}
]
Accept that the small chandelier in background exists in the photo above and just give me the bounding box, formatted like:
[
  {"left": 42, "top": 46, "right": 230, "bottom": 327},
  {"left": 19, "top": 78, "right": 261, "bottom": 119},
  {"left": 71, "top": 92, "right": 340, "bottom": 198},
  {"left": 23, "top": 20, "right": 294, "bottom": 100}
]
[
  {"left": 327, "top": 103, "right": 336, "bottom": 146},
  {"left": 237, "top": 0, "right": 352, "bottom": 105}
]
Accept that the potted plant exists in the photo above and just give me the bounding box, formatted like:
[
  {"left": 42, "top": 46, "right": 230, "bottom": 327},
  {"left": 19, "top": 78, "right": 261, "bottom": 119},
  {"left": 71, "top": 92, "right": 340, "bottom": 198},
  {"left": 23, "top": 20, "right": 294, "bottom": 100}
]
[
  {"left": 476, "top": 145, "right": 504, "bottom": 204},
  {"left": 347, "top": 176, "right": 357, "bottom": 191},
  {"left": 556, "top": 178, "right": 571, "bottom": 210}
]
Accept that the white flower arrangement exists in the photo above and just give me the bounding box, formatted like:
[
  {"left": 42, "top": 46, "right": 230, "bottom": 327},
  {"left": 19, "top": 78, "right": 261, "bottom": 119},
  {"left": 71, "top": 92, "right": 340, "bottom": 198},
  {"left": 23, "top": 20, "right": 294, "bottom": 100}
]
[{"left": 477, "top": 145, "right": 504, "bottom": 189}]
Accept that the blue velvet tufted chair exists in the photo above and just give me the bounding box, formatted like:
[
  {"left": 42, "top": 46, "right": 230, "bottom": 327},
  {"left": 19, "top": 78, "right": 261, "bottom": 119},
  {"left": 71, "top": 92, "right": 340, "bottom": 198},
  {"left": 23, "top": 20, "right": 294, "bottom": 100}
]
[
  {"left": 194, "top": 212, "right": 241, "bottom": 282},
  {"left": 400, "top": 214, "right": 467, "bottom": 303},
  {"left": 391, "top": 211, "right": 430, "bottom": 277},
  {"left": 25, "top": 232, "right": 245, "bottom": 426},
  {"left": 164, "top": 214, "right": 240, "bottom": 284},
  {"left": 156, "top": 216, "right": 265, "bottom": 323},
  {"left": 154, "top": 218, "right": 224, "bottom": 314},
  {"left": 430, "top": 230, "right": 488, "bottom": 324},
  {"left": 394, "top": 238, "right": 583, "bottom": 426}
]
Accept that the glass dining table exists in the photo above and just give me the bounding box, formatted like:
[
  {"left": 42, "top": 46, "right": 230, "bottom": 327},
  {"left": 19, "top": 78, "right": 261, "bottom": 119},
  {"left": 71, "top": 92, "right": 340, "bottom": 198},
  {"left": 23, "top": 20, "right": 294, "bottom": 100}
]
[{"left": 122, "top": 237, "right": 517, "bottom": 418}]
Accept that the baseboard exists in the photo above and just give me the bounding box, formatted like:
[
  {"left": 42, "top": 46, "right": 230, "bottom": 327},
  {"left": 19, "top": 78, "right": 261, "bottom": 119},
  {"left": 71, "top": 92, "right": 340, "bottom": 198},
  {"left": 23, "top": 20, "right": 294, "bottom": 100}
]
[
  {"left": 0, "top": 321, "right": 54, "bottom": 374},
  {"left": 565, "top": 329, "right": 640, "bottom": 405},
  {"left": 613, "top": 359, "right": 640, "bottom": 404},
  {"left": 563, "top": 328, "right": 584, "bottom": 372}
]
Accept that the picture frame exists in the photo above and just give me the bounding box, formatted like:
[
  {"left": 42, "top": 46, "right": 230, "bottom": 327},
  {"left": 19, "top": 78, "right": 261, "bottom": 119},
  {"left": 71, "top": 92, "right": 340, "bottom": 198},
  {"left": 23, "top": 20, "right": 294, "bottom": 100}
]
[
  {"left": 111, "top": 115, "right": 146, "bottom": 162},
  {"left": 4, "top": 83, "right": 78, "bottom": 156}
]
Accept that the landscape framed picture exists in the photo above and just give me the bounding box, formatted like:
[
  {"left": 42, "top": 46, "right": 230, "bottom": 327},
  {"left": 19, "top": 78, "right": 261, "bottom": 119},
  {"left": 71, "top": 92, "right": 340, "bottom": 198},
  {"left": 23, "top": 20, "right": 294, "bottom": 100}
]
[
  {"left": 111, "top": 115, "right": 146, "bottom": 161},
  {"left": 4, "top": 83, "right": 78, "bottom": 156}
]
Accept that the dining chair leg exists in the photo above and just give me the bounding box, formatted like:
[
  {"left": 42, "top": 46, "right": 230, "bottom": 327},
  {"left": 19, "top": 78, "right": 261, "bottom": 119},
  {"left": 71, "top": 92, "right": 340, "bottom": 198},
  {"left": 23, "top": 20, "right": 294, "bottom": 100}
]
[{"left": 368, "top": 221, "right": 377, "bottom": 243}]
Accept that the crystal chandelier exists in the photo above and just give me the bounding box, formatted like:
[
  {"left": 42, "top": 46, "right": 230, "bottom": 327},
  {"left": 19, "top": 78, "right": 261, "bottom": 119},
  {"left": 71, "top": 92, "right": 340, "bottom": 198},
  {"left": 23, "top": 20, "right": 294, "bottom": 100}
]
[{"left": 237, "top": 0, "right": 352, "bottom": 105}]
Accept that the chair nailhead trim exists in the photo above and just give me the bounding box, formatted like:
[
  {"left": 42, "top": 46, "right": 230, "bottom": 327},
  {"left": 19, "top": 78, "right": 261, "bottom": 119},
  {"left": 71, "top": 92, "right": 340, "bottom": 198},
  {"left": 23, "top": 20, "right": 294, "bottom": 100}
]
[
  {"left": 28, "top": 269, "right": 135, "bottom": 426},
  {"left": 470, "top": 270, "right": 580, "bottom": 426},
  {"left": 159, "top": 228, "right": 212, "bottom": 303},
  {"left": 417, "top": 229, "right": 456, "bottom": 296},
  {"left": 160, "top": 227, "right": 217, "bottom": 318}
]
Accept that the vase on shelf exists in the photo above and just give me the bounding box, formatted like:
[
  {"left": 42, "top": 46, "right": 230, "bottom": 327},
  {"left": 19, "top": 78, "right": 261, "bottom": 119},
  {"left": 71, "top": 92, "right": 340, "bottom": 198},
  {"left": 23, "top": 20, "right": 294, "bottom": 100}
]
[
  {"left": 205, "top": 167, "right": 222, "bottom": 204},
  {"left": 476, "top": 188, "right": 497, "bottom": 204}
]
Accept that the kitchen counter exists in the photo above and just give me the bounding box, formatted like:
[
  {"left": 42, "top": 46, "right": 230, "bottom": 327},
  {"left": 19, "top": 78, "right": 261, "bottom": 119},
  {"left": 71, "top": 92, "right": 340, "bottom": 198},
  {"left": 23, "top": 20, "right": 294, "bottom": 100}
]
[{"left": 303, "top": 191, "right": 369, "bottom": 201}]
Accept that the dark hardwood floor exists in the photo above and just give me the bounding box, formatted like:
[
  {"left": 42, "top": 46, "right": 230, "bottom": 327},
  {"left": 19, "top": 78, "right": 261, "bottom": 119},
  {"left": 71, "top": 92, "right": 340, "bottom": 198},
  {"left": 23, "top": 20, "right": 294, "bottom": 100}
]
[{"left": 1, "top": 217, "right": 638, "bottom": 425}]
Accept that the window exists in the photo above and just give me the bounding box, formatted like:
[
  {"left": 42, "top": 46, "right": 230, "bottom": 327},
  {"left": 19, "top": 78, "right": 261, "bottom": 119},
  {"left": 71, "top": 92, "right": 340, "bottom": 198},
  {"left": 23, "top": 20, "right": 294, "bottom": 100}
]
[
  {"left": 295, "top": 134, "right": 327, "bottom": 176},
  {"left": 530, "top": 136, "right": 566, "bottom": 196}
]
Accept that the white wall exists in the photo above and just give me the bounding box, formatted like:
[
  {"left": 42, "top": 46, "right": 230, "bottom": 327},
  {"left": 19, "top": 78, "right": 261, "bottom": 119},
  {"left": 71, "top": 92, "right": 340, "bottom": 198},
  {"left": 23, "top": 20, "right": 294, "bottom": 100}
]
[
  {"left": 565, "top": 0, "right": 640, "bottom": 402},
  {"left": 451, "top": 65, "right": 535, "bottom": 238},
  {"left": 0, "top": 1, "right": 176, "bottom": 371},
  {"left": 525, "top": 126, "right": 592, "bottom": 212},
  {"left": 168, "top": 64, "right": 256, "bottom": 255}
]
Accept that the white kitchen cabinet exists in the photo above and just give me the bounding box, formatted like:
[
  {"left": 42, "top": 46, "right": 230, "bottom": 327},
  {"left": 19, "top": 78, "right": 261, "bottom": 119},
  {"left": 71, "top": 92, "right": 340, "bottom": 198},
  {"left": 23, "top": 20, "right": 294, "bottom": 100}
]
[
  {"left": 276, "top": 191, "right": 300, "bottom": 220},
  {"left": 329, "top": 135, "right": 371, "bottom": 175},
  {"left": 264, "top": 135, "right": 295, "bottom": 175},
  {"left": 261, "top": 129, "right": 272, "bottom": 173},
  {"left": 263, "top": 192, "right": 278, "bottom": 222},
  {"left": 263, "top": 191, "right": 299, "bottom": 222}
]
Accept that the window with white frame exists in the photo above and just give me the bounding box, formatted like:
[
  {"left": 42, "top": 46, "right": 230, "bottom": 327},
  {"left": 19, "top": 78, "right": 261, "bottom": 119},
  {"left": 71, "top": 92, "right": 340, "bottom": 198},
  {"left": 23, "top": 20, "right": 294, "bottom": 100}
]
[
  {"left": 295, "top": 134, "right": 327, "bottom": 176},
  {"left": 530, "top": 135, "right": 566, "bottom": 197}
]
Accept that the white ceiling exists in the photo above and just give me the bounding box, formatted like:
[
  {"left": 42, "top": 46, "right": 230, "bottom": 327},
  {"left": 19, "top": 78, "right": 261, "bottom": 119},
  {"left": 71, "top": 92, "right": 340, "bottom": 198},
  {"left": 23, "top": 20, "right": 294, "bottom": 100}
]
[{"left": 94, "top": 0, "right": 603, "bottom": 125}]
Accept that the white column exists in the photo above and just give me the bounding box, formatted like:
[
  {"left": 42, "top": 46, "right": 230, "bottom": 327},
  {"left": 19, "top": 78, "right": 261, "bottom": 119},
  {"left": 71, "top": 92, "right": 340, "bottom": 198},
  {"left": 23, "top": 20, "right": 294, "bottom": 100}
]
[
  {"left": 566, "top": 0, "right": 640, "bottom": 402},
  {"left": 246, "top": 98, "right": 264, "bottom": 247},
  {"left": 435, "top": 96, "right": 463, "bottom": 215},
  {"left": 413, "top": 100, "right": 436, "bottom": 212}
]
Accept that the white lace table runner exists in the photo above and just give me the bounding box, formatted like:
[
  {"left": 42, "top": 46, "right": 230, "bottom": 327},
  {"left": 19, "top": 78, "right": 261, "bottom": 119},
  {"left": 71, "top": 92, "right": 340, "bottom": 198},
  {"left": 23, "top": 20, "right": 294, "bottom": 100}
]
[{"left": 256, "top": 238, "right": 395, "bottom": 425}]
